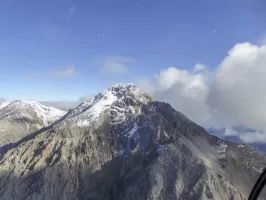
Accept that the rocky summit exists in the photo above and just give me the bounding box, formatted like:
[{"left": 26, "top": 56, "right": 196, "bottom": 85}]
[{"left": 0, "top": 83, "right": 265, "bottom": 200}]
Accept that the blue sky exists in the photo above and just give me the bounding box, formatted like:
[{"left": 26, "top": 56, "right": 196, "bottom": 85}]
[{"left": 0, "top": 0, "right": 265, "bottom": 100}]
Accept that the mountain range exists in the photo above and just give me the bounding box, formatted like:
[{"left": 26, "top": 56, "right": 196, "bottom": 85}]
[{"left": 0, "top": 83, "right": 265, "bottom": 200}]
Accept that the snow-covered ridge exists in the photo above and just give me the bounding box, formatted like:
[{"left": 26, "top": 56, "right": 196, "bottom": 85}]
[
  {"left": 0, "top": 100, "right": 66, "bottom": 126},
  {"left": 70, "top": 83, "right": 145, "bottom": 116},
  {"left": 0, "top": 100, "right": 66, "bottom": 146},
  {"left": 66, "top": 83, "right": 151, "bottom": 127}
]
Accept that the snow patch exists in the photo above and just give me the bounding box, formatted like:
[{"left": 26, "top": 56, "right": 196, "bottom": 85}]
[
  {"left": 216, "top": 141, "right": 228, "bottom": 159},
  {"left": 128, "top": 122, "right": 139, "bottom": 138},
  {"left": 156, "top": 145, "right": 164, "bottom": 154},
  {"left": 163, "top": 130, "right": 169, "bottom": 138}
]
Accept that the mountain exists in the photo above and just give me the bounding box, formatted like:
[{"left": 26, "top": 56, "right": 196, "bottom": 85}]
[
  {"left": 0, "top": 83, "right": 265, "bottom": 200},
  {"left": 40, "top": 100, "right": 81, "bottom": 111},
  {"left": 0, "top": 100, "right": 66, "bottom": 146},
  {"left": 208, "top": 126, "right": 266, "bottom": 155},
  {"left": 0, "top": 102, "right": 9, "bottom": 110}
]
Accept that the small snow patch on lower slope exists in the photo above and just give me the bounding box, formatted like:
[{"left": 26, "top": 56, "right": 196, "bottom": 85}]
[
  {"left": 128, "top": 122, "right": 139, "bottom": 138},
  {"left": 237, "top": 144, "right": 245, "bottom": 149}
]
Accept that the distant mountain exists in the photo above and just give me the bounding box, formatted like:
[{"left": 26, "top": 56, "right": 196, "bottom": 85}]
[
  {"left": 208, "top": 126, "right": 266, "bottom": 155},
  {"left": 40, "top": 100, "right": 80, "bottom": 111},
  {"left": 0, "top": 84, "right": 265, "bottom": 200},
  {"left": 0, "top": 100, "right": 66, "bottom": 146},
  {"left": 0, "top": 102, "right": 9, "bottom": 110}
]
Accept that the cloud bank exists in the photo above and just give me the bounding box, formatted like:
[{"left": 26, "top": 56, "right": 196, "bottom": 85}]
[
  {"left": 137, "top": 42, "right": 266, "bottom": 143},
  {"left": 208, "top": 42, "right": 266, "bottom": 130},
  {"left": 137, "top": 65, "right": 212, "bottom": 127}
]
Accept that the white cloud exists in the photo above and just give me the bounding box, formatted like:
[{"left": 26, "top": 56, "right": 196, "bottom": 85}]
[
  {"left": 100, "top": 56, "right": 134, "bottom": 74},
  {"left": 193, "top": 63, "right": 207, "bottom": 72},
  {"left": 59, "top": 5, "right": 76, "bottom": 20},
  {"left": 137, "top": 42, "right": 266, "bottom": 143},
  {"left": 239, "top": 132, "right": 266, "bottom": 143},
  {"left": 263, "top": 36, "right": 266, "bottom": 45},
  {"left": 67, "top": 5, "right": 76, "bottom": 19},
  {"left": 258, "top": 34, "right": 266, "bottom": 45},
  {"left": 136, "top": 78, "right": 156, "bottom": 94},
  {"left": 224, "top": 128, "right": 238, "bottom": 136},
  {"left": 208, "top": 42, "right": 266, "bottom": 129},
  {"left": 49, "top": 65, "right": 77, "bottom": 78},
  {"left": 136, "top": 66, "right": 211, "bottom": 127}
]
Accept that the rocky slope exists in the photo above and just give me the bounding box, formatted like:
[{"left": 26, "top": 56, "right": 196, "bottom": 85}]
[
  {"left": 0, "top": 100, "right": 66, "bottom": 146},
  {"left": 0, "top": 83, "right": 265, "bottom": 200}
]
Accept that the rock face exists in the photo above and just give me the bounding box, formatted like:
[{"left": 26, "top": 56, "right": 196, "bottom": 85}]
[
  {"left": 0, "top": 100, "right": 66, "bottom": 146},
  {"left": 0, "top": 83, "right": 265, "bottom": 200}
]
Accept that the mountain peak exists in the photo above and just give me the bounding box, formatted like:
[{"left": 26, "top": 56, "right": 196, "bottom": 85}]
[
  {"left": 8, "top": 100, "right": 44, "bottom": 108},
  {"left": 106, "top": 83, "right": 138, "bottom": 96},
  {"left": 108, "top": 82, "right": 135, "bottom": 89},
  {"left": 81, "top": 83, "right": 148, "bottom": 106},
  {"left": 107, "top": 83, "right": 135, "bottom": 92},
  {"left": 65, "top": 83, "right": 151, "bottom": 127}
]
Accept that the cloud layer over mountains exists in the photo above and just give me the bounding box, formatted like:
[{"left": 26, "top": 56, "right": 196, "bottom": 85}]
[{"left": 137, "top": 42, "right": 266, "bottom": 142}]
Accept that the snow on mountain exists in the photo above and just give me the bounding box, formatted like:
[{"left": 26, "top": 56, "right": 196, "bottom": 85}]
[
  {"left": 72, "top": 90, "right": 118, "bottom": 127},
  {"left": 65, "top": 83, "right": 150, "bottom": 127},
  {"left": 0, "top": 100, "right": 66, "bottom": 146},
  {"left": 22, "top": 100, "right": 66, "bottom": 126},
  {"left": 0, "top": 102, "right": 9, "bottom": 110},
  {"left": 0, "top": 100, "right": 66, "bottom": 125}
]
